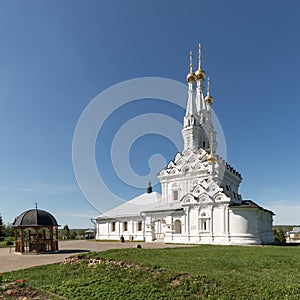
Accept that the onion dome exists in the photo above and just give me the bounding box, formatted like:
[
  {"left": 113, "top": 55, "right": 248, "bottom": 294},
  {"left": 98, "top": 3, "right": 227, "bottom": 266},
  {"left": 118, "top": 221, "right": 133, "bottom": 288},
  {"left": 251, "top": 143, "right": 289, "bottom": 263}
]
[
  {"left": 186, "top": 72, "right": 197, "bottom": 83},
  {"left": 186, "top": 51, "right": 197, "bottom": 83},
  {"left": 205, "top": 77, "right": 213, "bottom": 105},
  {"left": 207, "top": 153, "right": 216, "bottom": 163},
  {"left": 205, "top": 94, "right": 213, "bottom": 104},
  {"left": 13, "top": 208, "right": 58, "bottom": 227},
  {"left": 195, "top": 68, "right": 206, "bottom": 80},
  {"left": 195, "top": 44, "right": 206, "bottom": 80}
]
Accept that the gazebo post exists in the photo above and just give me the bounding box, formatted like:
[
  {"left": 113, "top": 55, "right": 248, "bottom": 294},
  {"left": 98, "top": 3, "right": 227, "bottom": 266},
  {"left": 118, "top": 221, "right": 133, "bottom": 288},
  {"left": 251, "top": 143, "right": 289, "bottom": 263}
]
[
  {"left": 14, "top": 228, "right": 18, "bottom": 252},
  {"left": 50, "top": 226, "right": 53, "bottom": 251},
  {"left": 55, "top": 227, "right": 58, "bottom": 251},
  {"left": 20, "top": 228, "right": 24, "bottom": 253},
  {"left": 36, "top": 228, "right": 40, "bottom": 253}
]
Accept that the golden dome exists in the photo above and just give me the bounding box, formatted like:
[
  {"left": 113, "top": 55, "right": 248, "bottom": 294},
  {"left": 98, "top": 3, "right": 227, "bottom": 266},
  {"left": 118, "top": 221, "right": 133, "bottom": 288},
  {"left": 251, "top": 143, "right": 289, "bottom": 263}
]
[
  {"left": 205, "top": 94, "right": 213, "bottom": 105},
  {"left": 207, "top": 153, "right": 215, "bottom": 163},
  {"left": 195, "top": 68, "right": 206, "bottom": 80},
  {"left": 186, "top": 72, "right": 197, "bottom": 83}
]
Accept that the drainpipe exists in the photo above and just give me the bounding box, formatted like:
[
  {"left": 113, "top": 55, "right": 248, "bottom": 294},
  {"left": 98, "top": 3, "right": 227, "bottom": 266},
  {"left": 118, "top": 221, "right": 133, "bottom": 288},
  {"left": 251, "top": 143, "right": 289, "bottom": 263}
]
[
  {"left": 91, "top": 219, "right": 96, "bottom": 239},
  {"left": 140, "top": 212, "right": 146, "bottom": 242}
]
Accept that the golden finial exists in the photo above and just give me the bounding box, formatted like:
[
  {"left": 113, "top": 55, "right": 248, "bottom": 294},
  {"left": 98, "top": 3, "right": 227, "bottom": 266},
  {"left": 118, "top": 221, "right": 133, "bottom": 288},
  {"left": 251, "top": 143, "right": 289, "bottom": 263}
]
[
  {"left": 205, "top": 76, "right": 213, "bottom": 104},
  {"left": 195, "top": 43, "right": 205, "bottom": 80},
  {"left": 198, "top": 43, "right": 202, "bottom": 69},
  {"left": 189, "top": 50, "right": 193, "bottom": 73},
  {"left": 186, "top": 50, "right": 196, "bottom": 83},
  {"left": 207, "top": 77, "right": 211, "bottom": 95}
]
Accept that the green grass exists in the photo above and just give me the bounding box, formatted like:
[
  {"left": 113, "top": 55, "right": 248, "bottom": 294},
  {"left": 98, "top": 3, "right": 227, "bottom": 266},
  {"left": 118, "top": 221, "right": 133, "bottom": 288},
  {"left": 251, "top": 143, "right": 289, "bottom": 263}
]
[{"left": 2, "top": 245, "right": 300, "bottom": 299}]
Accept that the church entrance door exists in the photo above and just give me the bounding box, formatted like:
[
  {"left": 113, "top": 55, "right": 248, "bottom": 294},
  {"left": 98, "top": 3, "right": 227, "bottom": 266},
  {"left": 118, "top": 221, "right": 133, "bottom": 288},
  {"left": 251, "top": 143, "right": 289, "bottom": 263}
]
[{"left": 152, "top": 218, "right": 166, "bottom": 241}]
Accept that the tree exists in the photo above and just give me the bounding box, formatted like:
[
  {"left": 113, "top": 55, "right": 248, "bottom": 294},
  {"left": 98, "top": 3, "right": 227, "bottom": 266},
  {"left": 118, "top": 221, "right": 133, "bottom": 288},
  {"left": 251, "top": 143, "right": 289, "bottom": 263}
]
[
  {"left": 78, "top": 229, "right": 86, "bottom": 240},
  {"left": 4, "top": 223, "right": 14, "bottom": 238},
  {"left": 273, "top": 228, "right": 286, "bottom": 244},
  {"left": 61, "top": 224, "right": 70, "bottom": 240},
  {"left": 0, "top": 214, "right": 5, "bottom": 241},
  {"left": 70, "top": 231, "right": 77, "bottom": 240}
]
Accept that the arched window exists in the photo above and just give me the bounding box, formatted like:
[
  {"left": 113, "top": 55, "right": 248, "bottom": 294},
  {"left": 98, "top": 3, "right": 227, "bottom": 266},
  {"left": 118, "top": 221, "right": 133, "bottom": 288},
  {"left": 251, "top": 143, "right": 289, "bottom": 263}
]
[
  {"left": 174, "top": 220, "right": 182, "bottom": 234},
  {"left": 199, "top": 212, "right": 210, "bottom": 232},
  {"left": 111, "top": 222, "right": 116, "bottom": 232}
]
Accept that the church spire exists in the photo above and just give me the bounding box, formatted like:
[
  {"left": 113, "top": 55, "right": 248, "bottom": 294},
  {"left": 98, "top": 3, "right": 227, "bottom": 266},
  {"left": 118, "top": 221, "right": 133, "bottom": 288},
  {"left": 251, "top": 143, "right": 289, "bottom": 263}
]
[
  {"left": 182, "top": 46, "right": 217, "bottom": 153},
  {"left": 182, "top": 50, "right": 201, "bottom": 150},
  {"left": 190, "top": 50, "right": 193, "bottom": 73},
  {"left": 185, "top": 51, "right": 197, "bottom": 117},
  {"left": 205, "top": 77, "right": 217, "bottom": 156},
  {"left": 195, "top": 43, "right": 205, "bottom": 81},
  {"left": 205, "top": 77, "right": 213, "bottom": 105},
  {"left": 195, "top": 43, "right": 207, "bottom": 120},
  {"left": 186, "top": 51, "right": 197, "bottom": 84},
  {"left": 198, "top": 43, "right": 202, "bottom": 69}
]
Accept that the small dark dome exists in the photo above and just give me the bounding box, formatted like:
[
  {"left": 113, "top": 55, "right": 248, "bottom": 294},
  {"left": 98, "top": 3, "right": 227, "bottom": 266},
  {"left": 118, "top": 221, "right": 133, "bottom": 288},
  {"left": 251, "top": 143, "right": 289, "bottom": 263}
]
[{"left": 13, "top": 209, "right": 58, "bottom": 227}]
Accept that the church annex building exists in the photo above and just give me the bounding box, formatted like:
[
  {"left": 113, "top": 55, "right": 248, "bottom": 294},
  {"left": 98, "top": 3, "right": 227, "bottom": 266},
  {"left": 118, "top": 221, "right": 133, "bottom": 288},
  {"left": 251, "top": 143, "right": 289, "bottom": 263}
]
[{"left": 94, "top": 45, "right": 275, "bottom": 245}]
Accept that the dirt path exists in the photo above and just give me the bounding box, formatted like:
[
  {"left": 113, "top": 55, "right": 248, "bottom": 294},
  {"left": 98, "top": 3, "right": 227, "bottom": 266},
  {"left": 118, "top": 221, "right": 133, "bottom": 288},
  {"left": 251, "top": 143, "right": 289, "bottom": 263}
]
[{"left": 0, "top": 240, "right": 190, "bottom": 273}]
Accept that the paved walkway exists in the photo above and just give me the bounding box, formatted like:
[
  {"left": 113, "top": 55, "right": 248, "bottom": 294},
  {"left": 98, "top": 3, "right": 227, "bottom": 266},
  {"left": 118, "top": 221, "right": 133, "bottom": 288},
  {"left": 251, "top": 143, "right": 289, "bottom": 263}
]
[{"left": 0, "top": 240, "right": 190, "bottom": 273}]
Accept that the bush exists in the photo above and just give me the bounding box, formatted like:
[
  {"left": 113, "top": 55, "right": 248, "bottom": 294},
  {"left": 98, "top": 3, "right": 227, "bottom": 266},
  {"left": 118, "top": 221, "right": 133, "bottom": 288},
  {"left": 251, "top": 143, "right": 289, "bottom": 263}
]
[
  {"left": 6, "top": 241, "right": 13, "bottom": 246},
  {"left": 273, "top": 228, "right": 286, "bottom": 244}
]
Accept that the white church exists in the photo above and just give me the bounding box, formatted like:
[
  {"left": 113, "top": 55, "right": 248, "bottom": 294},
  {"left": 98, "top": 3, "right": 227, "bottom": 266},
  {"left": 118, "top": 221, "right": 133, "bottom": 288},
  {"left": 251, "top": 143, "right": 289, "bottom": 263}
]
[{"left": 95, "top": 45, "right": 275, "bottom": 245}]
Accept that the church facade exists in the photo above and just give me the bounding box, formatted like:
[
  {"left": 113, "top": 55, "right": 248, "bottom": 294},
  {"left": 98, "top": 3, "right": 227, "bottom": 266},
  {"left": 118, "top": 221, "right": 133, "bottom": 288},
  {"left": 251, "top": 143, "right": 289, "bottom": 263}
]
[{"left": 95, "top": 46, "right": 274, "bottom": 245}]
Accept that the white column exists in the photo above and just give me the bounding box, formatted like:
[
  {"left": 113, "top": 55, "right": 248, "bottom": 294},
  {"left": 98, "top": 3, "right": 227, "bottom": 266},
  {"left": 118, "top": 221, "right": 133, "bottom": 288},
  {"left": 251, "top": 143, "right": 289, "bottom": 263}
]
[
  {"left": 145, "top": 216, "right": 153, "bottom": 242},
  {"left": 210, "top": 206, "right": 214, "bottom": 237},
  {"left": 223, "top": 205, "right": 226, "bottom": 234}
]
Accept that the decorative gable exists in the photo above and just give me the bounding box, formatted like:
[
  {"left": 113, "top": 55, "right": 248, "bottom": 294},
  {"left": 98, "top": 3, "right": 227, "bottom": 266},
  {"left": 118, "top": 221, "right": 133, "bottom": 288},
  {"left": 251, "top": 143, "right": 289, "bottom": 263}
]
[
  {"left": 158, "top": 148, "right": 210, "bottom": 177},
  {"left": 179, "top": 177, "right": 230, "bottom": 207},
  {"left": 181, "top": 193, "right": 198, "bottom": 205}
]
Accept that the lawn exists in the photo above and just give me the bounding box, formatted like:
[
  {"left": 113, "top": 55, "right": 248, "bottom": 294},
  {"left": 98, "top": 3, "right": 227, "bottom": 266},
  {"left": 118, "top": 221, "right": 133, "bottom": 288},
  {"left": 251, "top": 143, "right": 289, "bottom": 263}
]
[{"left": 1, "top": 245, "right": 300, "bottom": 299}]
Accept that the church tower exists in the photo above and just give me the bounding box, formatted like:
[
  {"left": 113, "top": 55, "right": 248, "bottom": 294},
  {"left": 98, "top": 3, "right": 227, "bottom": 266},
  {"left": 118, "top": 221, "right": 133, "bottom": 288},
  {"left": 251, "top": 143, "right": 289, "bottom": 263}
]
[
  {"left": 95, "top": 43, "right": 275, "bottom": 246},
  {"left": 181, "top": 50, "right": 202, "bottom": 150},
  {"left": 158, "top": 44, "right": 242, "bottom": 204},
  {"left": 181, "top": 45, "right": 217, "bottom": 156}
]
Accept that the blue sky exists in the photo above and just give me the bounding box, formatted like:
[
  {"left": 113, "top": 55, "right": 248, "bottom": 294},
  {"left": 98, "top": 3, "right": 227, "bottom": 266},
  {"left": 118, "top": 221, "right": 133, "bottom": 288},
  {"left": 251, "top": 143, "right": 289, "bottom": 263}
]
[{"left": 0, "top": 1, "right": 299, "bottom": 228}]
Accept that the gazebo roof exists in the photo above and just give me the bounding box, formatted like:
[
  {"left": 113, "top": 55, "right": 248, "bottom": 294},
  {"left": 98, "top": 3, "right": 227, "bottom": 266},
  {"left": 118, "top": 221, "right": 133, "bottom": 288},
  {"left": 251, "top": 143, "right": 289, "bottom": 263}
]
[{"left": 13, "top": 209, "right": 59, "bottom": 227}]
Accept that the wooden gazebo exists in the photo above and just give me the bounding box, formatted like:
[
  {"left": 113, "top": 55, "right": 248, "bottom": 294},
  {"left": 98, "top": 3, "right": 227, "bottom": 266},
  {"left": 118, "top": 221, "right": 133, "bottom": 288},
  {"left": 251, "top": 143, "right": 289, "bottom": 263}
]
[{"left": 13, "top": 207, "right": 59, "bottom": 254}]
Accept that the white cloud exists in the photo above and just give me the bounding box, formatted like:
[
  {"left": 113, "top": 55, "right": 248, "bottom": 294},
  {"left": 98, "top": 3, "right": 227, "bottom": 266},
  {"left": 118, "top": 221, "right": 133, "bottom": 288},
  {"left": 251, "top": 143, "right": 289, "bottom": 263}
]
[
  {"left": 267, "top": 202, "right": 300, "bottom": 225},
  {"left": 55, "top": 212, "right": 97, "bottom": 218},
  {"left": 19, "top": 183, "right": 78, "bottom": 194}
]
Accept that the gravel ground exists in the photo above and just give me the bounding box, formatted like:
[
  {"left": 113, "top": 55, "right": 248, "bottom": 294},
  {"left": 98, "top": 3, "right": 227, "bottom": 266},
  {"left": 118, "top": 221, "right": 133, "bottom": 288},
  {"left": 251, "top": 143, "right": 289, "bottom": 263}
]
[{"left": 0, "top": 240, "right": 191, "bottom": 273}]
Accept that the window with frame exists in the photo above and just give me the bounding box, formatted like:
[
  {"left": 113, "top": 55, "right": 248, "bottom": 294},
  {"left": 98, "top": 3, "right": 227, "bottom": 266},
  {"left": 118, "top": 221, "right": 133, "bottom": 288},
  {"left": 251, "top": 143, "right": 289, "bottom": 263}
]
[
  {"left": 137, "top": 221, "right": 142, "bottom": 231},
  {"left": 174, "top": 220, "right": 182, "bottom": 234},
  {"left": 123, "top": 222, "right": 128, "bottom": 231},
  {"left": 200, "top": 213, "right": 210, "bottom": 232},
  {"left": 111, "top": 222, "right": 116, "bottom": 232},
  {"left": 173, "top": 190, "right": 179, "bottom": 200}
]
